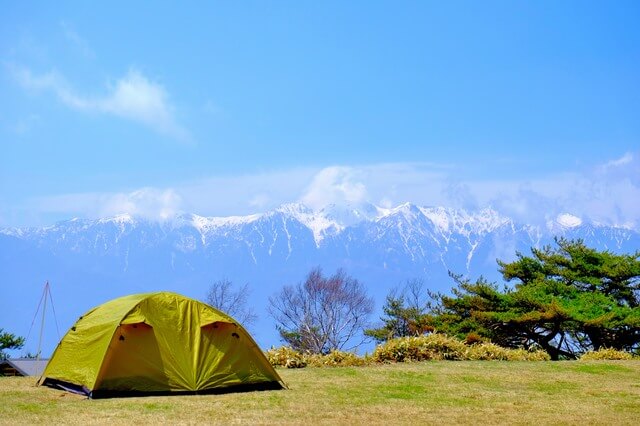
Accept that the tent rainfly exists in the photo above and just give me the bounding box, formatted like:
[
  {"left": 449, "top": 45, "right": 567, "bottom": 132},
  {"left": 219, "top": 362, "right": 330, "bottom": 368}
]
[{"left": 38, "top": 292, "right": 284, "bottom": 398}]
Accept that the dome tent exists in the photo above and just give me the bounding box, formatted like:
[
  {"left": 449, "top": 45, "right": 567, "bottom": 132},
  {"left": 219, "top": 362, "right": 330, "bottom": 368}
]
[{"left": 38, "top": 292, "right": 284, "bottom": 398}]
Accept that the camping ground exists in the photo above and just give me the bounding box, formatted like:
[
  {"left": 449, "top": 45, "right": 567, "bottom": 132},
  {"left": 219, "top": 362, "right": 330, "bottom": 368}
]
[{"left": 1, "top": 361, "right": 639, "bottom": 424}]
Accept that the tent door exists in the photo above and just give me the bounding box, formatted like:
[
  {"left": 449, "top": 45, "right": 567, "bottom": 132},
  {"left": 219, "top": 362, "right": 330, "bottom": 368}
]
[{"left": 95, "top": 323, "right": 169, "bottom": 393}]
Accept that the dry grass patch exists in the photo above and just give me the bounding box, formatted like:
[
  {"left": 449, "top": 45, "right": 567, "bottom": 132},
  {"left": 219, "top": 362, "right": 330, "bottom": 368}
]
[{"left": 1, "top": 361, "right": 639, "bottom": 425}]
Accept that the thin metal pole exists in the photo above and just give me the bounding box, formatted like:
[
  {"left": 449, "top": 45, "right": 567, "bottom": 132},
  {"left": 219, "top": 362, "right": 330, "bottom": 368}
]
[{"left": 37, "top": 281, "right": 48, "bottom": 361}]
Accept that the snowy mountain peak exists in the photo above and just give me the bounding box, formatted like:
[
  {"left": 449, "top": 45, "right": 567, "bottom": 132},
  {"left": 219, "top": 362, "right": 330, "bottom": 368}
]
[
  {"left": 98, "top": 213, "right": 135, "bottom": 225},
  {"left": 2, "top": 203, "right": 637, "bottom": 253},
  {"left": 272, "top": 203, "right": 340, "bottom": 245},
  {"left": 386, "top": 202, "right": 423, "bottom": 220},
  {"left": 190, "top": 212, "right": 262, "bottom": 234},
  {"left": 270, "top": 202, "right": 387, "bottom": 245},
  {"left": 414, "top": 206, "right": 509, "bottom": 236}
]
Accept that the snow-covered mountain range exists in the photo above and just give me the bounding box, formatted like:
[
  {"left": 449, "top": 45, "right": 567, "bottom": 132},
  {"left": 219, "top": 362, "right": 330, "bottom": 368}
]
[{"left": 1, "top": 202, "right": 638, "bottom": 356}]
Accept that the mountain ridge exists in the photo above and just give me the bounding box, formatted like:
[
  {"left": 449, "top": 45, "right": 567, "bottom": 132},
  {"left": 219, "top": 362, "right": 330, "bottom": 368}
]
[
  {"left": 1, "top": 202, "right": 638, "bottom": 357},
  {"left": 4, "top": 201, "right": 628, "bottom": 246}
]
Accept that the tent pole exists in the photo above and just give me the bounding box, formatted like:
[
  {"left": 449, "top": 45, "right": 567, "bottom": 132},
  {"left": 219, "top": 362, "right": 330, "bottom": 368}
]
[{"left": 37, "top": 281, "right": 48, "bottom": 361}]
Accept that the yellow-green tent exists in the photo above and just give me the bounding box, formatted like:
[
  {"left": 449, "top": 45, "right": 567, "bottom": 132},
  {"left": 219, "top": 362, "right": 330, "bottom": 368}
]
[{"left": 38, "top": 292, "right": 284, "bottom": 398}]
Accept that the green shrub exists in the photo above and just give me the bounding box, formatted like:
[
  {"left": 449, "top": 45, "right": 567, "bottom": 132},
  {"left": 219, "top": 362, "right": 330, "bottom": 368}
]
[{"left": 580, "top": 348, "right": 634, "bottom": 361}]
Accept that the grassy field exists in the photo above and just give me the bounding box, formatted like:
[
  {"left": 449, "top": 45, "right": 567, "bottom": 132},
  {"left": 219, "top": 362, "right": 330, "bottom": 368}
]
[{"left": 1, "top": 361, "right": 639, "bottom": 424}]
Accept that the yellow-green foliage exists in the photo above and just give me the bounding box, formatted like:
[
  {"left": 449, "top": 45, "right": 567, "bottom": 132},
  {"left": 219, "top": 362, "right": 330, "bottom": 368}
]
[
  {"left": 372, "top": 334, "right": 550, "bottom": 362},
  {"left": 265, "top": 346, "right": 307, "bottom": 368},
  {"left": 267, "top": 335, "right": 551, "bottom": 368},
  {"left": 306, "top": 350, "right": 370, "bottom": 367},
  {"left": 505, "top": 348, "right": 551, "bottom": 361},
  {"left": 466, "top": 343, "right": 550, "bottom": 361},
  {"left": 266, "top": 347, "right": 368, "bottom": 368},
  {"left": 580, "top": 348, "right": 635, "bottom": 361},
  {"left": 372, "top": 334, "right": 466, "bottom": 362}
]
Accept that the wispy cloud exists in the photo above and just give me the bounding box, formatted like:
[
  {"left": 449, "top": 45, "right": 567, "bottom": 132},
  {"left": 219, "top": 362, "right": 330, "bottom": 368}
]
[
  {"left": 24, "top": 169, "right": 315, "bottom": 223},
  {"left": 178, "top": 168, "right": 316, "bottom": 215},
  {"left": 599, "top": 152, "right": 634, "bottom": 171},
  {"left": 450, "top": 153, "right": 640, "bottom": 229},
  {"left": 9, "top": 154, "right": 640, "bottom": 230},
  {"left": 8, "top": 64, "right": 189, "bottom": 141},
  {"left": 10, "top": 113, "right": 41, "bottom": 135},
  {"left": 100, "top": 70, "right": 188, "bottom": 140},
  {"left": 59, "top": 21, "right": 95, "bottom": 58},
  {"left": 33, "top": 188, "right": 183, "bottom": 221},
  {"left": 301, "top": 166, "right": 369, "bottom": 209},
  {"left": 299, "top": 162, "right": 453, "bottom": 210},
  {"left": 295, "top": 157, "right": 640, "bottom": 229}
]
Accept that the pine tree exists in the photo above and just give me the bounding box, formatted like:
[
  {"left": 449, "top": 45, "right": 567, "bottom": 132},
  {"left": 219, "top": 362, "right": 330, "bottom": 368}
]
[{"left": 429, "top": 239, "right": 640, "bottom": 359}]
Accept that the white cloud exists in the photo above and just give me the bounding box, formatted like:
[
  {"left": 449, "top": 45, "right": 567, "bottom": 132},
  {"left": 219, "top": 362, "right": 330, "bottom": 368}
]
[
  {"left": 441, "top": 181, "right": 478, "bottom": 210},
  {"left": 100, "top": 70, "right": 187, "bottom": 140},
  {"left": 600, "top": 152, "right": 633, "bottom": 170},
  {"left": 33, "top": 188, "right": 183, "bottom": 222},
  {"left": 300, "top": 166, "right": 368, "bottom": 209},
  {"left": 17, "top": 169, "right": 314, "bottom": 225},
  {"left": 295, "top": 157, "right": 639, "bottom": 229},
  {"left": 11, "top": 154, "right": 640, "bottom": 230},
  {"left": 99, "top": 188, "right": 183, "bottom": 220},
  {"left": 464, "top": 155, "right": 640, "bottom": 228},
  {"left": 299, "top": 162, "right": 453, "bottom": 210},
  {"left": 8, "top": 64, "right": 188, "bottom": 141},
  {"left": 178, "top": 168, "right": 316, "bottom": 215}
]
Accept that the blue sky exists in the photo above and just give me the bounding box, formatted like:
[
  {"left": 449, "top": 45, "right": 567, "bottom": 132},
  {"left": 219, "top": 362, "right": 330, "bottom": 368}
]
[{"left": 1, "top": 1, "right": 639, "bottom": 228}]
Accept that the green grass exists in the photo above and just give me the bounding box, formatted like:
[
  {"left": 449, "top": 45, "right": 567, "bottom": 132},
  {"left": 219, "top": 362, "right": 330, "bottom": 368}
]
[{"left": 1, "top": 361, "right": 639, "bottom": 424}]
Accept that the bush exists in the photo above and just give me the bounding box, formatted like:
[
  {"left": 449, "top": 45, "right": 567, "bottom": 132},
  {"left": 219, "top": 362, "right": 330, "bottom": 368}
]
[
  {"left": 466, "top": 342, "right": 511, "bottom": 360},
  {"left": 265, "top": 347, "right": 368, "bottom": 368},
  {"left": 505, "top": 348, "right": 551, "bottom": 361},
  {"left": 372, "top": 334, "right": 466, "bottom": 362},
  {"left": 580, "top": 348, "right": 635, "bottom": 361},
  {"left": 372, "top": 334, "right": 550, "bottom": 363},
  {"left": 464, "top": 332, "right": 484, "bottom": 345},
  {"left": 467, "top": 343, "right": 550, "bottom": 361},
  {"left": 265, "top": 346, "right": 307, "bottom": 368},
  {"left": 267, "top": 335, "right": 552, "bottom": 367},
  {"left": 306, "top": 350, "right": 369, "bottom": 367}
]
